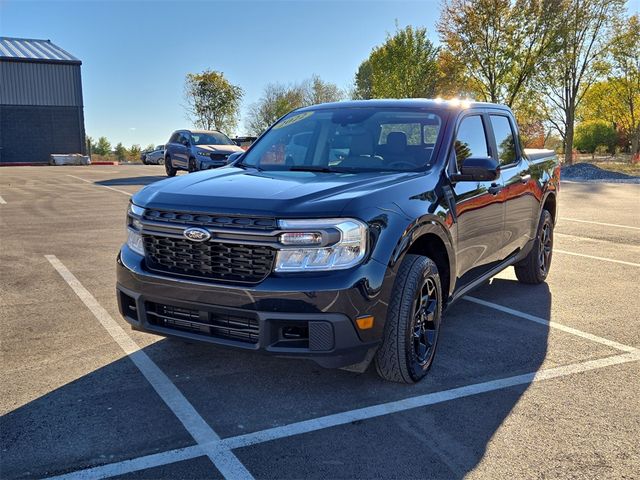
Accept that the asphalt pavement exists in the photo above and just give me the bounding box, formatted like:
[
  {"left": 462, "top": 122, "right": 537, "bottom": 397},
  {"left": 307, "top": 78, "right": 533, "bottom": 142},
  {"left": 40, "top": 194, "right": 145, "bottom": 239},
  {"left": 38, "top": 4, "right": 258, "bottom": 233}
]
[{"left": 1, "top": 165, "right": 638, "bottom": 479}]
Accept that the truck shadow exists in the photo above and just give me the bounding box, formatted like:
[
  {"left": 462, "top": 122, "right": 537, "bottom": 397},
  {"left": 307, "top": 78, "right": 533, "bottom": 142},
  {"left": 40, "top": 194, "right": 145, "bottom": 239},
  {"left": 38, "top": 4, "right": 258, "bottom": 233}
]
[
  {"left": 2, "top": 279, "right": 551, "bottom": 479},
  {"left": 96, "top": 176, "right": 167, "bottom": 187}
]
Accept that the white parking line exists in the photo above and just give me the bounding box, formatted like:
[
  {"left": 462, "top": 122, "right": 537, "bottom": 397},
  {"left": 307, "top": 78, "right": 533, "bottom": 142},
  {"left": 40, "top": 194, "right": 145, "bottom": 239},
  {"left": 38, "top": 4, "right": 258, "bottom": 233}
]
[
  {"left": 48, "top": 445, "right": 203, "bottom": 480},
  {"left": 45, "top": 255, "right": 253, "bottom": 480},
  {"left": 52, "top": 350, "right": 640, "bottom": 479},
  {"left": 0, "top": 195, "right": 6, "bottom": 204},
  {"left": 463, "top": 296, "right": 638, "bottom": 353},
  {"left": 67, "top": 175, "right": 132, "bottom": 196},
  {"left": 560, "top": 217, "right": 640, "bottom": 231},
  {"left": 555, "top": 249, "right": 640, "bottom": 267},
  {"left": 222, "top": 350, "right": 640, "bottom": 449},
  {"left": 42, "top": 256, "right": 639, "bottom": 480}
]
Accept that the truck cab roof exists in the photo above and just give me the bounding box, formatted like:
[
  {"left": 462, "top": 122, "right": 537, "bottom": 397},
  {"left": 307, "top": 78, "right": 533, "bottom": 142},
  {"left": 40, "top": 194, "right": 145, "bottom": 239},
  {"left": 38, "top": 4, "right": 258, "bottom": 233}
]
[{"left": 296, "top": 98, "right": 513, "bottom": 114}]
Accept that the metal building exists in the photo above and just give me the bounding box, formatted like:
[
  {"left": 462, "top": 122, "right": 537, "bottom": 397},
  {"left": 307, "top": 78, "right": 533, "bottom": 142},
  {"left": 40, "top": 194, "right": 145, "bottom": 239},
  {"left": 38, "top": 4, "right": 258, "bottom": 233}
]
[{"left": 0, "top": 37, "right": 86, "bottom": 164}]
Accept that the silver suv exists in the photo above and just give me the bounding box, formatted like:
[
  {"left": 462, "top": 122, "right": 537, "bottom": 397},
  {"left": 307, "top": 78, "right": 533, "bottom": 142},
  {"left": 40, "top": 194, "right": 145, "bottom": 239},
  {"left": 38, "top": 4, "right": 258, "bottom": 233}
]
[{"left": 164, "top": 129, "right": 243, "bottom": 176}]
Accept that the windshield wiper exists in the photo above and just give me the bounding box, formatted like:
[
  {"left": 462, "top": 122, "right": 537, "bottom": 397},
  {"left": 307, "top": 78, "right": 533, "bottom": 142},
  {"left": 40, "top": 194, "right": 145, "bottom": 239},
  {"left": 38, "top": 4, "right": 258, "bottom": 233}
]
[{"left": 289, "top": 165, "right": 348, "bottom": 173}]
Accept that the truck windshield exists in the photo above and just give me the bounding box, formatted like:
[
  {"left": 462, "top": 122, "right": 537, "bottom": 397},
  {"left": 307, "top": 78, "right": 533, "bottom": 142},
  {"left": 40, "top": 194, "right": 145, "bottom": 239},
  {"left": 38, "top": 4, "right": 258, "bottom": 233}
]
[
  {"left": 191, "top": 132, "right": 234, "bottom": 145},
  {"left": 240, "top": 108, "right": 443, "bottom": 172}
]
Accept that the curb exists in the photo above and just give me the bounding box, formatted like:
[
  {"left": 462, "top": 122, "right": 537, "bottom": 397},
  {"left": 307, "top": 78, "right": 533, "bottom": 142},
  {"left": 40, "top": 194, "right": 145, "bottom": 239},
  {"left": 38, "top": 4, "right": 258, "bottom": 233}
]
[{"left": 0, "top": 161, "right": 120, "bottom": 167}]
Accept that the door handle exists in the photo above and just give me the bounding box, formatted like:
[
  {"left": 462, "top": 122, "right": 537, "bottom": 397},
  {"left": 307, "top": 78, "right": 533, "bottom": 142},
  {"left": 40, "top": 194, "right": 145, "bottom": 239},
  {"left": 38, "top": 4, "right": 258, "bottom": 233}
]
[
  {"left": 520, "top": 174, "right": 531, "bottom": 184},
  {"left": 488, "top": 183, "right": 502, "bottom": 195}
]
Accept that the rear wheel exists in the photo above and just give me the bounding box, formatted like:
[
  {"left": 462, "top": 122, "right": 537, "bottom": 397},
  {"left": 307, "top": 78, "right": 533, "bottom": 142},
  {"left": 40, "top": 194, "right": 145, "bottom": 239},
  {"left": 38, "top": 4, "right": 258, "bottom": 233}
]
[
  {"left": 158, "top": 158, "right": 164, "bottom": 165},
  {"left": 165, "top": 156, "right": 177, "bottom": 177},
  {"left": 514, "top": 209, "right": 554, "bottom": 284},
  {"left": 375, "top": 254, "right": 442, "bottom": 383}
]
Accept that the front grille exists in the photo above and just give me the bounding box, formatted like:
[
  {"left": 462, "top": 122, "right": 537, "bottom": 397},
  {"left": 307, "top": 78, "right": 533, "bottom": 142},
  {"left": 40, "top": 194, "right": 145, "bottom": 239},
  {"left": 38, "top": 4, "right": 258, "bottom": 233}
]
[
  {"left": 143, "top": 235, "right": 275, "bottom": 284},
  {"left": 146, "top": 301, "right": 259, "bottom": 344},
  {"left": 210, "top": 153, "right": 230, "bottom": 161},
  {"left": 143, "top": 209, "right": 277, "bottom": 230}
]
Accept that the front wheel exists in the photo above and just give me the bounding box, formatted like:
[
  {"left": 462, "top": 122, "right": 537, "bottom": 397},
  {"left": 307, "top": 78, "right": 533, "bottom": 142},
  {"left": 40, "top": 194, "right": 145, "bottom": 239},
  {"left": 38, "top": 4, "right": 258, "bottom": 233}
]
[
  {"left": 375, "top": 254, "right": 442, "bottom": 383},
  {"left": 165, "top": 157, "right": 177, "bottom": 177},
  {"left": 514, "top": 209, "right": 554, "bottom": 284},
  {"left": 188, "top": 157, "right": 197, "bottom": 173}
]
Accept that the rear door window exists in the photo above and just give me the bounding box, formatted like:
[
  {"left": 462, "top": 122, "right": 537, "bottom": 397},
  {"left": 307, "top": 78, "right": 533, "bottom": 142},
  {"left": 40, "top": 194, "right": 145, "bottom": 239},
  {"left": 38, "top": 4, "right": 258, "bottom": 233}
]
[{"left": 490, "top": 115, "right": 518, "bottom": 166}]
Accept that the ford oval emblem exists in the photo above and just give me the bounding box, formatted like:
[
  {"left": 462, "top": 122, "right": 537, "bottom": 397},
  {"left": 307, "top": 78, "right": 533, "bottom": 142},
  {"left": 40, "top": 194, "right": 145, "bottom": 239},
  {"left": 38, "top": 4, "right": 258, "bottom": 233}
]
[{"left": 183, "top": 227, "right": 211, "bottom": 242}]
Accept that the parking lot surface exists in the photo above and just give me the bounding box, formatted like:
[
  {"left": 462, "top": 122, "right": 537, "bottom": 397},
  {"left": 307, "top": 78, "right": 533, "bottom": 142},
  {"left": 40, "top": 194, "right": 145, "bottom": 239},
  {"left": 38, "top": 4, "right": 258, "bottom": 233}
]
[{"left": 1, "top": 165, "right": 638, "bottom": 479}]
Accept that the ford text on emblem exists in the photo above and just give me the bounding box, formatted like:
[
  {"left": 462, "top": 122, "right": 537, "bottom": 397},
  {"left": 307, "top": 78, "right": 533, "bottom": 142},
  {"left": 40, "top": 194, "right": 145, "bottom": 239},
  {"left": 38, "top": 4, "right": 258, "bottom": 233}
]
[{"left": 183, "top": 227, "right": 211, "bottom": 242}]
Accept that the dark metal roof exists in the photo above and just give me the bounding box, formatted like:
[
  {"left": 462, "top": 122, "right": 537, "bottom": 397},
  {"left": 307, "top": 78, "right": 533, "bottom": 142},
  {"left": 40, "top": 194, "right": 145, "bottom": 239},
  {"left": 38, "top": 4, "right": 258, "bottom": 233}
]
[{"left": 0, "top": 37, "right": 81, "bottom": 64}]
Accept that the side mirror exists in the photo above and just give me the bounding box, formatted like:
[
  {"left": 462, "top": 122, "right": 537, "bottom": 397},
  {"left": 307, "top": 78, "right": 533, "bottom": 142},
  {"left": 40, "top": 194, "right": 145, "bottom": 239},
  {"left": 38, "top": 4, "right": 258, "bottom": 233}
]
[
  {"left": 451, "top": 157, "right": 500, "bottom": 182},
  {"left": 227, "top": 151, "right": 244, "bottom": 164}
]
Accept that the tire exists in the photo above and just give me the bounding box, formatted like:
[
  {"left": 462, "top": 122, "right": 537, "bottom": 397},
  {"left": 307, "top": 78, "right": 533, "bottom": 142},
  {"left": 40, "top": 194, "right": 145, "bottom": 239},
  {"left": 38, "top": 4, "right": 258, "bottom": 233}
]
[
  {"left": 514, "top": 209, "right": 554, "bottom": 284},
  {"left": 188, "top": 157, "right": 197, "bottom": 173},
  {"left": 165, "top": 156, "right": 177, "bottom": 177},
  {"left": 158, "top": 158, "right": 164, "bottom": 165},
  {"left": 375, "top": 254, "right": 442, "bottom": 383}
]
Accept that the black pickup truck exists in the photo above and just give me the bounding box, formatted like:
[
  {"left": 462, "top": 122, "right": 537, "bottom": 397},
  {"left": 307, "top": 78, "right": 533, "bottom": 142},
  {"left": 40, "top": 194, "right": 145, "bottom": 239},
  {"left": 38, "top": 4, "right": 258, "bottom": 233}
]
[{"left": 117, "top": 99, "right": 559, "bottom": 383}]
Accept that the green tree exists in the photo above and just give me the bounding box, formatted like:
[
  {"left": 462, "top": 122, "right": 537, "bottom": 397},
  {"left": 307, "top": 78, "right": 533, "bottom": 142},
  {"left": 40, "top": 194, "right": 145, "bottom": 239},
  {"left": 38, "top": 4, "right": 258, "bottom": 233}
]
[
  {"left": 144, "top": 143, "right": 155, "bottom": 153},
  {"left": 608, "top": 14, "right": 640, "bottom": 155},
  {"left": 303, "top": 75, "right": 344, "bottom": 105},
  {"left": 129, "top": 144, "right": 141, "bottom": 160},
  {"left": 437, "top": 0, "right": 564, "bottom": 106},
  {"left": 184, "top": 70, "right": 244, "bottom": 133},
  {"left": 246, "top": 76, "right": 343, "bottom": 135},
  {"left": 353, "top": 25, "right": 439, "bottom": 99},
  {"left": 114, "top": 142, "right": 127, "bottom": 162},
  {"left": 538, "top": 0, "right": 624, "bottom": 163},
  {"left": 94, "top": 136, "right": 111, "bottom": 155},
  {"left": 574, "top": 120, "right": 617, "bottom": 155}
]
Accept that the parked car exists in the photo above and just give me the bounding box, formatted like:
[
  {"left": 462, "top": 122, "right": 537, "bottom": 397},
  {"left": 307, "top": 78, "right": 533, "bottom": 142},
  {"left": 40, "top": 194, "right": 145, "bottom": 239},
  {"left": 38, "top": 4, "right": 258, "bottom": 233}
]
[
  {"left": 232, "top": 136, "right": 257, "bottom": 150},
  {"left": 163, "top": 129, "right": 243, "bottom": 176},
  {"left": 118, "top": 99, "right": 559, "bottom": 383},
  {"left": 142, "top": 145, "right": 164, "bottom": 165}
]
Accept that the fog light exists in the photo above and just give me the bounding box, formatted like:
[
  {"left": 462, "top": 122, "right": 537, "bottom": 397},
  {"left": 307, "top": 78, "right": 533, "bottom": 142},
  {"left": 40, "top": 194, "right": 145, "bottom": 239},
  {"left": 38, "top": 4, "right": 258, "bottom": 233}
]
[{"left": 356, "top": 315, "right": 374, "bottom": 330}]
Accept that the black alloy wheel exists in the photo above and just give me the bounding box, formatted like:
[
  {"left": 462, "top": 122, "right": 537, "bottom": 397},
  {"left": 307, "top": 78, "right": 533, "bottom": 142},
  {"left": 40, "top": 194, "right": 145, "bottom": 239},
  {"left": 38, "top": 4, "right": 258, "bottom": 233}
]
[{"left": 409, "top": 276, "right": 439, "bottom": 377}]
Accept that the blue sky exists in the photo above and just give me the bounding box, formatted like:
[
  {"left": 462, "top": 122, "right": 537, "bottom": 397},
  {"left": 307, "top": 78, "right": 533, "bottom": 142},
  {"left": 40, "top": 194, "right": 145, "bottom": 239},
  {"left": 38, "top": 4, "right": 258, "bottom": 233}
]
[{"left": 1, "top": 0, "right": 442, "bottom": 147}]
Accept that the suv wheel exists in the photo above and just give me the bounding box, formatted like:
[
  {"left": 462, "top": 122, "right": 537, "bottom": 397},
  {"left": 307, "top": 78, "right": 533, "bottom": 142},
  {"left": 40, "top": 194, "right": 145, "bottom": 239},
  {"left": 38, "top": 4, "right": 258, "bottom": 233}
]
[
  {"left": 188, "top": 158, "right": 197, "bottom": 173},
  {"left": 514, "top": 209, "right": 554, "bottom": 284},
  {"left": 375, "top": 254, "right": 442, "bottom": 383},
  {"left": 165, "top": 157, "right": 177, "bottom": 177}
]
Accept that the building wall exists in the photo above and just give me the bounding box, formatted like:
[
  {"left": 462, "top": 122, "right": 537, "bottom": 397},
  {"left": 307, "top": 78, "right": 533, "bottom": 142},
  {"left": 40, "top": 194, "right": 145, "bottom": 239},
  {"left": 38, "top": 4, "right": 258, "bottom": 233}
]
[
  {"left": 0, "top": 105, "right": 86, "bottom": 163},
  {"left": 0, "top": 60, "right": 85, "bottom": 163}
]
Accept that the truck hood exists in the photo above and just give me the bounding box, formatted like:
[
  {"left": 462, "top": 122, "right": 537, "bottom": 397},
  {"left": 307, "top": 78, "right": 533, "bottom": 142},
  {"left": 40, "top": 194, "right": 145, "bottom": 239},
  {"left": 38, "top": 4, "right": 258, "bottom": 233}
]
[{"left": 133, "top": 166, "right": 426, "bottom": 217}]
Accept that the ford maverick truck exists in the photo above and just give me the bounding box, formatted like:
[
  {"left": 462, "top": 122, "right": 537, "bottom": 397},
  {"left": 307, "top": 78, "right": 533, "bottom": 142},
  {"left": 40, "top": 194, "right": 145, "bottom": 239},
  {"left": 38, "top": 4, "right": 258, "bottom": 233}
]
[{"left": 117, "top": 99, "right": 559, "bottom": 383}]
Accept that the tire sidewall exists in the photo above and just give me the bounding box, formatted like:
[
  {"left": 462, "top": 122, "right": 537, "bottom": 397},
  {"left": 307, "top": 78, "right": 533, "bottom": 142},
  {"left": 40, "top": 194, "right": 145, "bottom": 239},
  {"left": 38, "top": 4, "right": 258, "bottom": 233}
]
[
  {"left": 404, "top": 259, "right": 442, "bottom": 382},
  {"left": 375, "top": 254, "right": 443, "bottom": 383},
  {"left": 535, "top": 210, "right": 554, "bottom": 282},
  {"left": 165, "top": 157, "right": 176, "bottom": 177}
]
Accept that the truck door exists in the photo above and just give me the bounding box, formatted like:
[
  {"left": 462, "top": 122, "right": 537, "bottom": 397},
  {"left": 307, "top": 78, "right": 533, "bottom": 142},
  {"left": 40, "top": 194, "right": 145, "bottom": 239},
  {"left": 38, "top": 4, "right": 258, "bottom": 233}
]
[
  {"left": 176, "top": 132, "right": 190, "bottom": 167},
  {"left": 449, "top": 112, "right": 506, "bottom": 286},
  {"left": 487, "top": 113, "right": 536, "bottom": 258}
]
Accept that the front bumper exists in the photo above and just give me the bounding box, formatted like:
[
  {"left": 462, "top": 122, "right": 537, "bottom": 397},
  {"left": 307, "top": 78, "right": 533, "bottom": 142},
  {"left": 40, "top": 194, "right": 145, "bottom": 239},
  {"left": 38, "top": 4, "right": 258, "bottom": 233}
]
[{"left": 116, "top": 245, "right": 392, "bottom": 368}]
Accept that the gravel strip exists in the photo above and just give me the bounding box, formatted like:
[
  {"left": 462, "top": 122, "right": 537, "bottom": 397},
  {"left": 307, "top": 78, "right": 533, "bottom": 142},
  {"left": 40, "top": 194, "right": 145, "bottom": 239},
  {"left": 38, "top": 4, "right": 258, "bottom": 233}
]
[{"left": 561, "top": 163, "right": 640, "bottom": 184}]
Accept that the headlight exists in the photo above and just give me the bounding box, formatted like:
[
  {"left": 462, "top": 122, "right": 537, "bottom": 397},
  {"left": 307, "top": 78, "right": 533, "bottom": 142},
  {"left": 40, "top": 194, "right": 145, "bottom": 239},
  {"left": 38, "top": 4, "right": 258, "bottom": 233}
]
[
  {"left": 274, "top": 218, "right": 367, "bottom": 272},
  {"left": 126, "top": 203, "right": 145, "bottom": 255},
  {"left": 127, "top": 229, "right": 145, "bottom": 256},
  {"left": 197, "top": 150, "right": 211, "bottom": 157}
]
